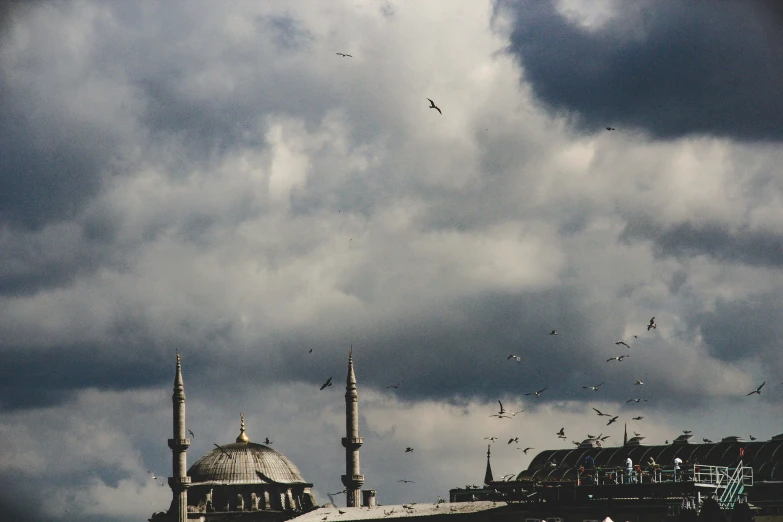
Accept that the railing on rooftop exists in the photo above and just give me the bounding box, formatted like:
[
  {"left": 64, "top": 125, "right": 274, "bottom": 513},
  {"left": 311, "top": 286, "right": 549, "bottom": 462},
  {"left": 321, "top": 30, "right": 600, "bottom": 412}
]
[{"left": 577, "top": 464, "right": 753, "bottom": 488}]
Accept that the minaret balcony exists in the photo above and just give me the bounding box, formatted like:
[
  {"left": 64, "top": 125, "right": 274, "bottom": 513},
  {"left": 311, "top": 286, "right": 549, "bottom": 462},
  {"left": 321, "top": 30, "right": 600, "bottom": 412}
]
[
  {"left": 167, "top": 476, "right": 192, "bottom": 488},
  {"left": 341, "top": 436, "right": 364, "bottom": 448},
  {"left": 341, "top": 474, "right": 365, "bottom": 487},
  {"left": 168, "top": 438, "right": 191, "bottom": 449}
]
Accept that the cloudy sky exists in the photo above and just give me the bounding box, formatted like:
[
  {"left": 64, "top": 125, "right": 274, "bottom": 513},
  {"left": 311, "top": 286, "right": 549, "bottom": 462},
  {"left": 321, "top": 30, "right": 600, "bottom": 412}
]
[{"left": 2, "top": 0, "right": 783, "bottom": 520}]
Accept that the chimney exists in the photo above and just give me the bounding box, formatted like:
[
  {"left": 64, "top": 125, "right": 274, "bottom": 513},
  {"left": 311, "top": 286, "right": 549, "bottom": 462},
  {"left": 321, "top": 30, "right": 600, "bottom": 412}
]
[{"left": 361, "top": 490, "right": 376, "bottom": 508}]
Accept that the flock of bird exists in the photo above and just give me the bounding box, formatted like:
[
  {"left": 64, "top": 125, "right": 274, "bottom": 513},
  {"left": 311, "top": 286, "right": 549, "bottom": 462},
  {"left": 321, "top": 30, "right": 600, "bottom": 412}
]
[{"left": 481, "top": 314, "right": 772, "bottom": 476}]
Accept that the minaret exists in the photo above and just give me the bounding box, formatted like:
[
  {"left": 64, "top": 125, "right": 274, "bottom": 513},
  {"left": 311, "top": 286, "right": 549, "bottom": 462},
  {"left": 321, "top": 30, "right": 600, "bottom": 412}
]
[
  {"left": 341, "top": 348, "right": 364, "bottom": 507},
  {"left": 484, "top": 445, "right": 494, "bottom": 484},
  {"left": 168, "top": 354, "right": 191, "bottom": 522}
]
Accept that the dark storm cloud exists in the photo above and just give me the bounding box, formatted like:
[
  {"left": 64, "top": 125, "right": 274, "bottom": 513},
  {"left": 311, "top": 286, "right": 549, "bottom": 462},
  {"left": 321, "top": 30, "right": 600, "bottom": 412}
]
[
  {"left": 501, "top": 0, "right": 783, "bottom": 141},
  {"left": 619, "top": 218, "right": 783, "bottom": 267},
  {"left": 689, "top": 294, "right": 783, "bottom": 366}
]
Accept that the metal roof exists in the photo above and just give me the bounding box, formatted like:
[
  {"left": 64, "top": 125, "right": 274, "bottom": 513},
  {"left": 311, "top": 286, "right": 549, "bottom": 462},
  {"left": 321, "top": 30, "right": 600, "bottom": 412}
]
[{"left": 188, "top": 442, "right": 308, "bottom": 485}]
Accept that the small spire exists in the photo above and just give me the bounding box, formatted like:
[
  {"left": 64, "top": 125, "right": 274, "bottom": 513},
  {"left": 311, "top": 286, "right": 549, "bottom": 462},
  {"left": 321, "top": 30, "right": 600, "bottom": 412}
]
[
  {"left": 236, "top": 413, "right": 250, "bottom": 443},
  {"left": 173, "top": 353, "right": 185, "bottom": 399},
  {"left": 346, "top": 344, "right": 357, "bottom": 389},
  {"left": 484, "top": 444, "right": 494, "bottom": 484}
]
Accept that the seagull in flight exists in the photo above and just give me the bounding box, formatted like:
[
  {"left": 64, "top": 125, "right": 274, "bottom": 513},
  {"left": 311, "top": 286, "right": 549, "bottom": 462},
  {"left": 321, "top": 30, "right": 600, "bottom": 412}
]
[
  {"left": 634, "top": 380, "right": 644, "bottom": 385},
  {"left": 606, "top": 355, "right": 630, "bottom": 362},
  {"left": 508, "top": 437, "right": 519, "bottom": 444},
  {"left": 427, "top": 98, "right": 442, "bottom": 115},
  {"left": 320, "top": 377, "right": 333, "bottom": 390},
  {"left": 634, "top": 431, "right": 642, "bottom": 437},
  {"left": 405, "top": 447, "right": 414, "bottom": 452},
  {"left": 750, "top": 435, "right": 757, "bottom": 441},
  {"left": 501, "top": 473, "right": 516, "bottom": 481},
  {"left": 703, "top": 438, "right": 713, "bottom": 443},
  {"left": 606, "top": 127, "right": 616, "bottom": 131},
  {"left": 264, "top": 437, "right": 273, "bottom": 445},
  {"left": 626, "top": 398, "right": 647, "bottom": 403},
  {"left": 615, "top": 341, "right": 630, "bottom": 348},
  {"left": 525, "top": 387, "right": 547, "bottom": 398},
  {"left": 549, "top": 330, "right": 558, "bottom": 335},
  {"left": 592, "top": 407, "right": 612, "bottom": 417},
  {"left": 386, "top": 381, "right": 403, "bottom": 389},
  {"left": 484, "top": 436, "right": 498, "bottom": 441},
  {"left": 632, "top": 416, "right": 644, "bottom": 420},
  {"left": 398, "top": 479, "right": 415, "bottom": 483},
  {"left": 582, "top": 383, "right": 604, "bottom": 391},
  {"left": 648, "top": 317, "right": 657, "bottom": 330},
  {"left": 336, "top": 53, "right": 352, "bottom": 57},
  {"left": 683, "top": 430, "right": 692, "bottom": 434},
  {"left": 520, "top": 447, "right": 534, "bottom": 454},
  {"left": 600, "top": 435, "right": 611, "bottom": 441},
  {"left": 747, "top": 382, "right": 766, "bottom": 396},
  {"left": 556, "top": 427, "right": 565, "bottom": 437},
  {"left": 606, "top": 416, "right": 619, "bottom": 426},
  {"left": 188, "top": 429, "right": 195, "bottom": 438},
  {"left": 214, "top": 443, "right": 233, "bottom": 459},
  {"left": 507, "top": 354, "right": 521, "bottom": 362},
  {"left": 496, "top": 400, "right": 507, "bottom": 414}
]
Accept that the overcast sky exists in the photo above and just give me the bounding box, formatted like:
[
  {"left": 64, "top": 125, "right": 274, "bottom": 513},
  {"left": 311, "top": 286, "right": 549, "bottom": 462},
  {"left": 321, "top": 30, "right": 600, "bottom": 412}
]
[{"left": 2, "top": 1, "right": 783, "bottom": 520}]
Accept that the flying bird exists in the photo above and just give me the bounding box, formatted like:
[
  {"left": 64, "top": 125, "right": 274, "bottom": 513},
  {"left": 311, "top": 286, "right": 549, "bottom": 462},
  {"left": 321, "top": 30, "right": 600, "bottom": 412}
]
[
  {"left": 508, "top": 437, "right": 519, "bottom": 444},
  {"left": 427, "top": 98, "right": 442, "bottom": 115},
  {"left": 703, "top": 438, "right": 713, "bottom": 443},
  {"left": 398, "top": 479, "right": 415, "bottom": 483},
  {"left": 582, "top": 383, "right": 604, "bottom": 391},
  {"left": 592, "top": 407, "right": 611, "bottom": 417},
  {"left": 489, "top": 414, "right": 513, "bottom": 419},
  {"left": 484, "top": 437, "right": 498, "bottom": 442},
  {"left": 634, "top": 380, "right": 644, "bottom": 385},
  {"left": 520, "top": 447, "right": 534, "bottom": 454},
  {"left": 525, "top": 387, "right": 547, "bottom": 398},
  {"left": 309, "top": 348, "right": 313, "bottom": 354},
  {"left": 750, "top": 435, "right": 757, "bottom": 441},
  {"left": 600, "top": 435, "right": 611, "bottom": 441},
  {"left": 632, "top": 416, "right": 644, "bottom": 420},
  {"left": 615, "top": 341, "right": 630, "bottom": 348},
  {"left": 188, "top": 429, "right": 195, "bottom": 438},
  {"left": 683, "top": 430, "right": 692, "bottom": 434},
  {"left": 320, "top": 377, "right": 333, "bottom": 390},
  {"left": 648, "top": 317, "right": 657, "bottom": 330},
  {"left": 747, "top": 382, "right": 766, "bottom": 396},
  {"left": 497, "top": 400, "right": 507, "bottom": 414},
  {"left": 386, "top": 382, "right": 403, "bottom": 389},
  {"left": 329, "top": 489, "right": 347, "bottom": 495},
  {"left": 606, "top": 127, "right": 616, "bottom": 131},
  {"left": 606, "top": 416, "right": 619, "bottom": 426},
  {"left": 634, "top": 431, "right": 642, "bottom": 437},
  {"left": 501, "top": 473, "right": 515, "bottom": 481},
  {"left": 214, "top": 443, "right": 233, "bottom": 459},
  {"left": 556, "top": 427, "right": 565, "bottom": 437},
  {"left": 405, "top": 447, "right": 414, "bottom": 453},
  {"left": 336, "top": 53, "right": 352, "bottom": 57},
  {"left": 550, "top": 330, "right": 558, "bottom": 335},
  {"left": 264, "top": 437, "right": 273, "bottom": 445},
  {"left": 507, "top": 354, "right": 521, "bottom": 362},
  {"left": 626, "top": 398, "right": 648, "bottom": 403},
  {"left": 665, "top": 440, "right": 670, "bottom": 444}
]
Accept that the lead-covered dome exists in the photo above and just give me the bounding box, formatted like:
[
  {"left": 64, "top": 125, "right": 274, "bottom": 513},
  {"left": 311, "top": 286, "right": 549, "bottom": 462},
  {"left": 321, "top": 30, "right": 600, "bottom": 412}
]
[{"left": 188, "top": 442, "right": 307, "bottom": 485}]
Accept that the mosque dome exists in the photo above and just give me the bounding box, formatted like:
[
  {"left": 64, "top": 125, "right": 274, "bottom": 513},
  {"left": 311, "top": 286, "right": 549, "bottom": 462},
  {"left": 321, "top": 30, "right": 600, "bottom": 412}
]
[
  {"left": 188, "top": 442, "right": 308, "bottom": 485},
  {"left": 188, "top": 414, "right": 308, "bottom": 486}
]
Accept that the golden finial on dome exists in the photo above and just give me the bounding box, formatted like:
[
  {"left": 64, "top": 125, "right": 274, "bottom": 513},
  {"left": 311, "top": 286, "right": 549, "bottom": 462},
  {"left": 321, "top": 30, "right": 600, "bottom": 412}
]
[{"left": 236, "top": 413, "right": 250, "bottom": 443}]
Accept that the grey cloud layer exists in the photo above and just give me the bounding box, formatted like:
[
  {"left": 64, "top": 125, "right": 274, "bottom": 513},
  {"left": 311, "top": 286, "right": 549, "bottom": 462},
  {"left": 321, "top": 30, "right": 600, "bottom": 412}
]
[{"left": 1, "top": 1, "right": 783, "bottom": 518}]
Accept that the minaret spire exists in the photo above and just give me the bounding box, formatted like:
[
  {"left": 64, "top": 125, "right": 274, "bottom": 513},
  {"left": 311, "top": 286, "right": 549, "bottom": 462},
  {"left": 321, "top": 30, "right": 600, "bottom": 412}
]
[
  {"left": 484, "top": 444, "right": 494, "bottom": 484},
  {"left": 341, "top": 347, "right": 365, "bottom": 507},
  {"left": 168, "top": 354, "right": 191, "bottom": 522}
]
